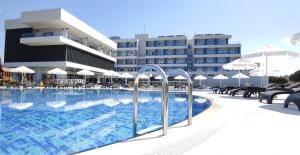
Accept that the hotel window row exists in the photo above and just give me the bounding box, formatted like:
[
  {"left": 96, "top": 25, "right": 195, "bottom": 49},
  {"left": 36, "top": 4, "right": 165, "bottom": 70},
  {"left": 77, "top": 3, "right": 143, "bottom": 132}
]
[
  {"left": 146, "top": 40, "right": 186, "bottom": 47},
  {"left": 194, "top": 47, "right": 240, "bottom": 55},
  {"left": 111, "top": 33, "right": 241, "bottom": 76},
  {"left": 146, "top": 49, "right": 187, "bottom": 56}
]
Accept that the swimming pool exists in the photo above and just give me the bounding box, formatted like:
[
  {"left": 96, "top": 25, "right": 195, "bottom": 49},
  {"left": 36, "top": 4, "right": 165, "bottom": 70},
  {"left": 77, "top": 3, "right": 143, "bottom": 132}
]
[{"left": 0, "top": 89, "right": 210, "bottom": 155}]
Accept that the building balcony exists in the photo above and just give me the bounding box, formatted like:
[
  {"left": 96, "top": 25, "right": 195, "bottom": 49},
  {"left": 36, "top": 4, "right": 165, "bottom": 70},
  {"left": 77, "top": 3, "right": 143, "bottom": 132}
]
[
  {"left": 143, "top": 63, "right": 187, "bottom": 67},
  {"left": 145, "top": 45, "right": 187, "bottom": 50},
  {"left": 117, "top": 47, "right": 138, "bottom": 51},
  {"left": 116, "top": 55, "right": 138, "bottom": 59},
  {"left": 20, "top": 31, "right": 116, "bottom": 62},
  {"left": 193, "top": 54, "right": 241, "bottom": 57},
  {"left": 193, "top": 44, "right": 241, "bottom": 48},
  {"left": 115, "top": 64, "right": 138, "bottom": 67},
  {"left": 145, "top": 54, "right": 187, "bottom": 58},
  {"left": 193, "top": 63, "right": 224, "bottom": 67}
]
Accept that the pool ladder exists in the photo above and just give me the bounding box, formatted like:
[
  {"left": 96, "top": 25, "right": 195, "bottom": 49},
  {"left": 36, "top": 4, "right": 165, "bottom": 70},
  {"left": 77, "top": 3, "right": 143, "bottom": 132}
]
[{"left": 133, "top": 65, "right": 193, "bottom": 136}]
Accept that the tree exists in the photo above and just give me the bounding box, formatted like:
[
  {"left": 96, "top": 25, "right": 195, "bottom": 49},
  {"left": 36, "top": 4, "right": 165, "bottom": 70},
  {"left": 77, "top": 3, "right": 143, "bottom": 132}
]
[
  {"left": 290, "top": 70, "right": 300, "bottom": 82},
  {"left": 269, "top": 76, "right": 288, "bottom": 84}
]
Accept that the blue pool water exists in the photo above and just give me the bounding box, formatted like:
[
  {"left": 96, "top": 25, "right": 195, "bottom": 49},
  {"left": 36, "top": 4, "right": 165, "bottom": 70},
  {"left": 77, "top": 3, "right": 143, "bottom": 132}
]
[{"left": 0, "top": 89, "right": 210, "bottom": 155}]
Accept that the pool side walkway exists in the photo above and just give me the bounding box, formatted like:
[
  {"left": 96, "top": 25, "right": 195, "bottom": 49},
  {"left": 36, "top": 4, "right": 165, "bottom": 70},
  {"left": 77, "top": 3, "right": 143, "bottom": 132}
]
[{"left": 79, "top": 91, "right": 300, "bottom": 155}]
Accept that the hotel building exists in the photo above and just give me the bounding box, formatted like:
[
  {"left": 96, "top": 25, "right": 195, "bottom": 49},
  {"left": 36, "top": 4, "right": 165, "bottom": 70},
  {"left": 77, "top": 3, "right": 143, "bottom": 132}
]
[
  {"left": 3, "top": 8, "right": 116, "bottom": 82},
  {"left": 111, "top": 34, "right": 241, "bottom": 77}
]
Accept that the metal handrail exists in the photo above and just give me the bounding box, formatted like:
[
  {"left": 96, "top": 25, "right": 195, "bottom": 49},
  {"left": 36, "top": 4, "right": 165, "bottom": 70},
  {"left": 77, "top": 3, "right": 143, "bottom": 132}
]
[
  {"left": 133, "top": 64, "right": 169, "bottom": 136},
  {"left": 168, "top": 69, "right": 193, "bottom": 125}
]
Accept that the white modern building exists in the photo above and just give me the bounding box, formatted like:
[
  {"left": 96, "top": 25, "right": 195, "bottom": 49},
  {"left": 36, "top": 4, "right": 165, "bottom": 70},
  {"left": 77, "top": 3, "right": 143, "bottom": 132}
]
[
  {"left": 111, "top": 34, "right": 241, "bottom": 77},
  {"left": 3, "top": 8, "right": 116, "bottom": 82}
]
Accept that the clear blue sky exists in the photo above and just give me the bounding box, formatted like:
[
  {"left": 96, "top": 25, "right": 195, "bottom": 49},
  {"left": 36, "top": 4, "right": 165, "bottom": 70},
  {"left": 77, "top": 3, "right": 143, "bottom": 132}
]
[{"left": 0, "top": 0, "right": 299, "bottom": 61}]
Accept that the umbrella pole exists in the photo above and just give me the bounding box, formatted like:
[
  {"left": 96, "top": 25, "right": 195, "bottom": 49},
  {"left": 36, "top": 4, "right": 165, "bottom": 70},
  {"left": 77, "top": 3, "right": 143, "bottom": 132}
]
[{"left": 265, "top": 55, "right": 269, "bottom": 87}]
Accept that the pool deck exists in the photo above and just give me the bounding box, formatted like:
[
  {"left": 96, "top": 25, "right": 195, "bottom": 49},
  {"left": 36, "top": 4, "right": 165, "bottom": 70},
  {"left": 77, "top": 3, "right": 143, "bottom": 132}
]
[{"left": 79, "top": 90, "right": 300, "bottom": 155}]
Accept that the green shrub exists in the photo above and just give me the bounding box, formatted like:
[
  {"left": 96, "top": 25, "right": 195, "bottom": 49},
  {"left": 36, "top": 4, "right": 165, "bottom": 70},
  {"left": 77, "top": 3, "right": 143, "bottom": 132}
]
[
  {"left": 290, "top": 70, "right": 300, "bottom": 82},
  {"left": 269, "top": 76, "right": 288, "bottom": 84}
]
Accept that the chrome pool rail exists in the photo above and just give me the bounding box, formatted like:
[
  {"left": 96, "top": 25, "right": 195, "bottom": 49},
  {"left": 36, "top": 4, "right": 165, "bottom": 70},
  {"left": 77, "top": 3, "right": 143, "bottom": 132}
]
[
  {"left": 167, "top": 69, "right": 193, "bottom": 125},
  {"left": 133, "top": 65, "right": 169, "bottom": 136}
]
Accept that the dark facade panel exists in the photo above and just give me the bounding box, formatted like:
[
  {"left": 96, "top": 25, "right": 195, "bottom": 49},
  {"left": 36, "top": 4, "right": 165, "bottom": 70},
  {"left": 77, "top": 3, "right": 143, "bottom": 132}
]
[
  {"left": 4, "top": 28, "right": 67, "bottom": 62},
  {"left": 66, "top": 46, "right": 115, "bottom": 70}
]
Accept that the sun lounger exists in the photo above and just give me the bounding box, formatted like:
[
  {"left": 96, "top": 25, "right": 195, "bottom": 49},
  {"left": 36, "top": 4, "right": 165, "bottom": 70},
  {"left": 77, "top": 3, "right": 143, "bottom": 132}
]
[
  {"left": 228, "top": 86, "right": 251, "bottom": 96},
  {"left": 212, "top": 87, "right": 220, "bottom": 93},
  {"left": 259, "top": 82, "right": 300, "bottom": 104},
  {"left": 219, "top": 86, "right": 235, "bottom": 94},
  {"left": 284, "top": 92, "right": 300, "bottom": 111},
  {"left": 242, "top": 83, "right": 280, "bottom": 98}
]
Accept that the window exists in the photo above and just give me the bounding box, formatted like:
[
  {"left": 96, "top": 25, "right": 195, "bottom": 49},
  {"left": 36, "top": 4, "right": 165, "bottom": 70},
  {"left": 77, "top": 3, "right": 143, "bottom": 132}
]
[
  {"left": 165, "top": 40, "right": 174, "bottom": 46},
  {"left": 127, "top": 50, "right": 136, "bottom": 56},
  {"left": 147, "top": 58, "right": 155, "bottom": 64},
  {"left": 194, "top": 48, "right": 204, "bottom": 55},
  {"left": 127, "top": 59, "right": 135, "bottom": 64},
  {"left": 195, "top": 58, "right": 205, "bottom": 64},
  {"left": 146, "top": 50, "right": 155, "bottom": 55},
  {"left": 155, "top": 41, "right": 165, "bottom": 47},
  {"left": 195, "top": 39, "right": 205, "bottom": 45},
  {"left": 229, "top": 48, "right": 238, "bottom": 54},
  {"left": 175, "top": 49, "right": 185, "bottom": 55},
  {"left": 217, "top": 58, "right": 227, "bottom": 64},
  {"left": 117, "top": 60, "right": 125, "bottom": 64},
  {"left": 166, "top": 59, "right": 174, "bottom": 64},
  {"left": 147, "top": 41, "right": 155, "bottom": 47},
  {"left": 206, "top": 39, "right": 214, "bottom": 45},
  {"left": 206, "top": 48, "right": 216, "bottom": 54},
  {"left": 127, "top": 42, "right": 136, "bottom": 47},
  {"left": 118, "top": 42, "right": 127, "bottom": 48},
  {"left": 117, "top": 51, "right": 123, "bottom": 56},
  {"left": 156, "top": 50, "right": 164, "bottom": 55},
  {"left": 206, "top": 67, "right": 215, "bottom": 72},
  {"left": 206, "top": 58, "right": 215, "bottom": 64},
  {"left": 175, "top": 40, "right": 186, "bottom": 46},
  {"left": 157, "top": 58, "right": 165, "bottom": 64},
  {"left": 218, "top": 48, "right": 228, "bottom": 54},
  {"left": 175, "top": 58, "right": 186, "bottom": 64},
  {"left": 217, "top": 39, "right": 226, "bottom": 45},
  {"left": 165, "top": 49, "right": 174, "bottom": 55}
]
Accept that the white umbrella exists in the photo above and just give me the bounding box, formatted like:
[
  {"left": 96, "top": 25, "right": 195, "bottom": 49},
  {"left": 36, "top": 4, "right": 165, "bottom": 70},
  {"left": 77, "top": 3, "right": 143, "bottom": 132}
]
[
  {"left": 194, "top": 75, "right": 207, "bottom": 86},
  {"left": 213, "top": 74, "right": 228, "bottom": 87},
  {"left": 174, "top": 75, "right": 186, "bottom": 80},
  {"left": 155, "top": 75, "right": 163, "bottom": 80},
  {"left": 12, "top": 66, "right": 35, "bottom": 74},
  {"left": 139, "top": 74, "right": 150, "bottom": 79},
  {"left": 47, "top": 68, "right": 67, "bottom": 75},
  {"left": 104, "top": 70, "right": 120, "bottom": 84},
  {"left": 223, "top": 58, "right": 257, "bottom": 70},
  {"left": 232, "top": 73, "right": 249, "bottom": 87},
  {"left": 120, "top": 72, "right": 134, "bottom": 84},
  {"left": 243, "top": 45, "right": 299, "bottom": 86},
  {"left": 77, "top": 69, "right": 94, "bottom": 76},
  {"left": 47, "top": 68, "right": 67, "bottom": 84},
  {"left": 77, "top": 69, "right": 94, "bottom": 84},
  {"left": 12, "top": 66, "right": 35, "bottom": 83},
  {"left": 174, "top": 75, "right": 186, "bottom": 88}
]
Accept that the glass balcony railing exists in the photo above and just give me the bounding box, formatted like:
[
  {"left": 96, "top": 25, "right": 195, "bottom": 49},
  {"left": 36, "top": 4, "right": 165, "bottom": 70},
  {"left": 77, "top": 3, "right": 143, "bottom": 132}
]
[
  {"left": 21, "top": 32, "right": 62, "bottom": 38},
  {"left": 21, "top": 31, "right": 116, "bottom": 58}
]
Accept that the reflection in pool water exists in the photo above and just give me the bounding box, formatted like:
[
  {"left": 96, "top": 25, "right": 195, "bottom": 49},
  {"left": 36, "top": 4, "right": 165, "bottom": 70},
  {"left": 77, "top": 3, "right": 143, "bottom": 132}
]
[{"left": 0, "top": 89, "right": 210, "bottom": 155}]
